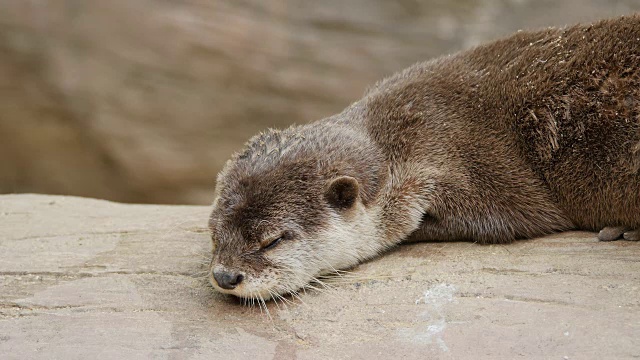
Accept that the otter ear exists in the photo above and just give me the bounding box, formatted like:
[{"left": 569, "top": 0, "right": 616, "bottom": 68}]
[{"left": 325, "top": 176, "right": 359, "bottom": 209}]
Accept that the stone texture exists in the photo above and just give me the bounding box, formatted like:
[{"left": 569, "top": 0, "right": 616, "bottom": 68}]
[
  {"left": 2, "top": 1, "right": 640, "bottom": 204},
  {"left": 1, "top": 194, "right": 639, "bottom": 359}
]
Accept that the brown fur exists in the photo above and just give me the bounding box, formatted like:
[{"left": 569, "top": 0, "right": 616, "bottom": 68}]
[
  {"left": 209, "top": 15, "right": 640, "bottom": 298},
  {"left": 364, "top": 14, "right": 640, "bottom": 243}
]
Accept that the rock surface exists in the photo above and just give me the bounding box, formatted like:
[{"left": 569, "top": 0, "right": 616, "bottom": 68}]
[
  {"left": 3, "top": 1, "right": 640, "bottom": 204},
  {"left": 1, "top": 194, "right": 639, "bottom": 359}
]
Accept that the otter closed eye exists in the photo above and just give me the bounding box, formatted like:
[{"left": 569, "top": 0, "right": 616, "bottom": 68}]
[
  {"left": 261, "top": 234, "right": 284, "bottom": 250},
  {"left": 208, "top": 14, "right": 640, "bottom": 301}
]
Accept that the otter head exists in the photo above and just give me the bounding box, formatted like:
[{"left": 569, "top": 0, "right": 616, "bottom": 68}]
[{"left": 208, "top": 124, "right": 385, "bottom": 300}]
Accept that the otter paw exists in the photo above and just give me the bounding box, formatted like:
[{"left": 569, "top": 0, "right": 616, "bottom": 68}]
[
  {"left": 597, "top": 226, "right": 629, "bottom": 241},
  {"left": 623, "top": 229, "right": 640, "bottom": 241}
]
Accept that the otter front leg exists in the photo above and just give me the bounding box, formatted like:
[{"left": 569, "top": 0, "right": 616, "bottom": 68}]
[
  {"left": 377, "top": 168, "right": 441, "bottom": 246},
  {"left": 403, "top": 212, "right": 474, "bottom": 243},
  {"left": 401, "top": 179, "right": 574, "bottom": 244},
  {"left": 598, "top": 226, "right": 640, "bottom": 241},
  {"left": 403, "top": 211, "right": 518, "bottom": 244}
]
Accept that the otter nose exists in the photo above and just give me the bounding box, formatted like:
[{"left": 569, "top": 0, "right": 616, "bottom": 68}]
[{"left": 213, "top": 270, "right": 244, "bottom": 290}]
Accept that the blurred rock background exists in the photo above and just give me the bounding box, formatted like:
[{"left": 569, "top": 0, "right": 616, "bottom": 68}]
[{"left": 1, "top": 0, "right": 639, "bottom": 204}]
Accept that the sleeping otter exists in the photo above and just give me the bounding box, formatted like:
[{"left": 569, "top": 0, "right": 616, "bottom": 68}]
[{"left": 208, "top": 15, "right": 640, "bottom": 299}]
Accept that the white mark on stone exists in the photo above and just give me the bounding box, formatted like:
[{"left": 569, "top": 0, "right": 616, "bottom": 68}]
[{"left": 399, "top": 283, "right": 457, "bottom": 352}]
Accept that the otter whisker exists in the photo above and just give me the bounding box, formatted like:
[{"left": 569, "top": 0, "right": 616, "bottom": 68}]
[
  {"left": 308, "top": 276, "right": 337, "bottom": 292},
  {"left": 301, "top": 282, "right": 325, "bottom": 293},
  {"left": 273, "top": 291, "right": 294, "bottom": 307},
  {"left": 304, "top": 281, "right": 346, "bottom": 302},
  {"left": 256, "top": 295, "right": 263, "bottom": 313},
  {"left": 316, "top": 256, "right": 351, "bottom": 280},
  {"left": 279, "top": 263, "right": 340, "bottom": 297},
  {"left": 188, "top": 272, "right": 208, "bottom": 279},
  {"left": 281, "top": 286, "right": 309, "bottom": 308},
  {"left": 320, "top": 272, "right": 405, "bottom": 285},
  {"left": 277, "top": 262, "right": 342, "bottom": 298},
  {"left": 267, "top": 289, "right": 284, "bottom": 311},
  {"left": 276, "top": 285, "right": 308, "bottom": 306},
  {"left": 189, "top": 269, "right": 210, "bottom": 276},
  {"left": 258, "top": 294, "right": 273, "bottom": 321}
]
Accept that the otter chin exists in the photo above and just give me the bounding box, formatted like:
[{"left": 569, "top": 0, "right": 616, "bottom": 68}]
[{"left": 209, "top": 15, "right": 640, "bottom": 299}]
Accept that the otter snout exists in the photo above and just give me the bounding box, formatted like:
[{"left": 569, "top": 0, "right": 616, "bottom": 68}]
[{"left": 212, "top": 269, "right": 245, "bottom": 290}]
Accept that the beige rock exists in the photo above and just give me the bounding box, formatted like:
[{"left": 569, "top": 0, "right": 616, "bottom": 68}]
[{"left": 1, "top": 194, "right": 639, "bottom": 359}]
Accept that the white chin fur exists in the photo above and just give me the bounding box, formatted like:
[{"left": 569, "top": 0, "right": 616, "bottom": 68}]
[
  {"left": 211, "top": 204, "right": 387, "bottom": 300},
  {"left": 311, "top": 203, "right": 386, "bottom": 270},
  {"left": 263, "top": 204, "right": 386, "bottom": 297}
]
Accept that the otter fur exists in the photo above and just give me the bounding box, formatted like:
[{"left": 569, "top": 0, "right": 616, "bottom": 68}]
[{"left": 208, "top": 15, "right": 640, "bottom": 299}]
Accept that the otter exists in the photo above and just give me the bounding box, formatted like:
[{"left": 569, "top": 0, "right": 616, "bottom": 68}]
[{"left": 208, "top": 15, "right": 640, "bottom": 300}]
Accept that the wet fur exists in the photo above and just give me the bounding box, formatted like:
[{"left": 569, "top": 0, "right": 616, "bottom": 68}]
[{"left": 209, "top": 15, "right": 640, "bottom": 298}]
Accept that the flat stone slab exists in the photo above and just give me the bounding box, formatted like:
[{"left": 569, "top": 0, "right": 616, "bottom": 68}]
[{"left": 1, "top": 194, "right": 638, "bottom": 359}]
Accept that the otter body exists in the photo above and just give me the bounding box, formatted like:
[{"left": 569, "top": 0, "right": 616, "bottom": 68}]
[{"left": 209, "top": 15, "right": 640, "bottom": 299}]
